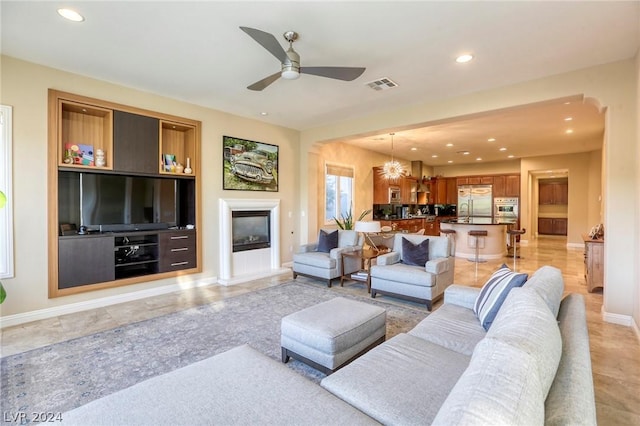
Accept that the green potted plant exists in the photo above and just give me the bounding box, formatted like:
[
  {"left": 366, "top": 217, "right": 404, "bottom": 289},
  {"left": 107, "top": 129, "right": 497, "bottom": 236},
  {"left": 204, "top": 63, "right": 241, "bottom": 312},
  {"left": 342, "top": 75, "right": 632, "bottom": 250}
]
[
  {"left": 333, "top": 207, "right": 372, "bottom": 230},
  {"left": 0, "top": 190, "right": 6, "bottom": 304}
]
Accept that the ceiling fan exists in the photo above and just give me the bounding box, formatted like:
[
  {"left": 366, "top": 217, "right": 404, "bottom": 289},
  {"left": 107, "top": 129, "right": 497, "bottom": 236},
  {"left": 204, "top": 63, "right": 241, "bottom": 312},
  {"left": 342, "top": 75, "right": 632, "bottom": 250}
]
[{"left": 240, "top": 26, "right": 366, "bottom": 91}]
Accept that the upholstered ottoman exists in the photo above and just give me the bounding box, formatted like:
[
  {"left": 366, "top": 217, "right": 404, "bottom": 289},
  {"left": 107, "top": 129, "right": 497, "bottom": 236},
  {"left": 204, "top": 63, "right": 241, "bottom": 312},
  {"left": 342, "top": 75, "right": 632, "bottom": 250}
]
[{"left": 281, "top": 297, "right": 386, "bottom": 374}]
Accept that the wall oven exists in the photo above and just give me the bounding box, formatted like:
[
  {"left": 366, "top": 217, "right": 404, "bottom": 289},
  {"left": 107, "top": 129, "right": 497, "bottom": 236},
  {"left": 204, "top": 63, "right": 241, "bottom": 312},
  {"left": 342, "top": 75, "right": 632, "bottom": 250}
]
[{"left": 494, "top": 197, "right": 519, "bottom": 219}]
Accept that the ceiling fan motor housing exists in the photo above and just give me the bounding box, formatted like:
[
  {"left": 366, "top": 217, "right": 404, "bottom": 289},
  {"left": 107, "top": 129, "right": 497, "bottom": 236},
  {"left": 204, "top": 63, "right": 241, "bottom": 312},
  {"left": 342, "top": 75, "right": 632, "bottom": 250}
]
[{"left": 281, "top": 47, "right": 300, "bottom": 79}]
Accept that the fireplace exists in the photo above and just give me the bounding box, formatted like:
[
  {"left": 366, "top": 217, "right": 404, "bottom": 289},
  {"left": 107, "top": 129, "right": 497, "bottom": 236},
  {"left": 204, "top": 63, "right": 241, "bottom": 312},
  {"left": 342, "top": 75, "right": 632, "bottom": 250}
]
[
  {"left": 219, "top": 198, "right": 288, "bottom": 285},
  {"left": 232, "top": 210, "right": 271, "bottom": 252}
]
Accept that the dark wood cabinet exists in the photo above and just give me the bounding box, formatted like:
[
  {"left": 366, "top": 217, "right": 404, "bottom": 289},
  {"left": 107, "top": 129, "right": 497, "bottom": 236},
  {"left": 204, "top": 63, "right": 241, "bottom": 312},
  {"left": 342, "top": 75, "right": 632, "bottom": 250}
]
[
  {"left": 538, "top": 217, "right": 567, "bottom": 235},
  {"left": 493, "top": 175, "right": 506, "bottom": 197},
  {"left": 58, "top": 236, "right": 115, "bottom": 289},
  {"left": 159, "top": 230, "right": 197, "bottom": 272},
  {"left": 113, "top": 110, "right": 159, "bottom": 174},
  {"left": 539, "top": 181, "right": 568, "bottom": 205}
]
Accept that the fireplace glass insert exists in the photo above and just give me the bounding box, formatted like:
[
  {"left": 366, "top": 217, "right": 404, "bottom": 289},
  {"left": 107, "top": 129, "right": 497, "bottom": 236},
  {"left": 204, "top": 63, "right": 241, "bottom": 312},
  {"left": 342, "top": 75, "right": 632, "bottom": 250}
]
[{"left": 232, "top": 210, "right": 271, "bottom": 252}]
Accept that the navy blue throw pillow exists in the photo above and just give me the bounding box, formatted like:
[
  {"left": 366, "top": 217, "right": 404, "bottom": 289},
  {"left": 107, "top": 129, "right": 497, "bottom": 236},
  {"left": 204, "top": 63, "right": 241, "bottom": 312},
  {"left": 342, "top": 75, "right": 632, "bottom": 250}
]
[
  {"left": 402, "top": 237, "right": 429, "bottom": 266},
  {"left": 317, "top": 230, "right": 339, "bottom": 253}
]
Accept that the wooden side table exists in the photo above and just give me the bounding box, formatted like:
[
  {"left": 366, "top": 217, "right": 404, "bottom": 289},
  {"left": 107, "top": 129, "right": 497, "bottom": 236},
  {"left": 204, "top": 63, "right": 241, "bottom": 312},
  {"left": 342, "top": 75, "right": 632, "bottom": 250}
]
[{"left": 340, "top": 249, "right": 382, "bottom": 293}]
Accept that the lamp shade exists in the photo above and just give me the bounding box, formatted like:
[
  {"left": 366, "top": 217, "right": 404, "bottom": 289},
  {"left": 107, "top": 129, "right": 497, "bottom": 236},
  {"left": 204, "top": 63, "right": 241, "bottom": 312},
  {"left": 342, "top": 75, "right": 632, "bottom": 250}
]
[{"left": 354, "top": 221, "right": 381, "bottom": 233}]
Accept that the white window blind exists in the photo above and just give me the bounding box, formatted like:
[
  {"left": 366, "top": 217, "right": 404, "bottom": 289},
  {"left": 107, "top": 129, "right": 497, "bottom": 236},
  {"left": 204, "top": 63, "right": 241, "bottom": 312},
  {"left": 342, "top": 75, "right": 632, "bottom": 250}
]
[{"left": 0, "top": 105, "right": 14, "bottom": 279}]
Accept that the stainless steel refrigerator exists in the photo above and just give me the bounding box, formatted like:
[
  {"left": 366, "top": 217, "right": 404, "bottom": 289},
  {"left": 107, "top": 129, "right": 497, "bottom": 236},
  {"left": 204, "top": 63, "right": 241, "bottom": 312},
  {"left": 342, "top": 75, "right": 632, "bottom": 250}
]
[{"left": 458, "top": 185, "right": 493, "bottom": 218}]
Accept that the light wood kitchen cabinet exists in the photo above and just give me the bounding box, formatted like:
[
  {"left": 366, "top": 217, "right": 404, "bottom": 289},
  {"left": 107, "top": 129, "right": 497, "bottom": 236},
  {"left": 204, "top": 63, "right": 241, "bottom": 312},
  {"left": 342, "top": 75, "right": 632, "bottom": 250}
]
[
  {"left": 373, "top": 167, "right": 391, "bottom": 204},
  {"left": 446, "top": 178, "right": 457, "bottom": 204},
  {"left": 505, "top": 175, "right": 520, "bottom": 197},
  {"left": 403, "top": 176, "right": 418, "bottom": 204},
  {"left": 539, "top": 181, "right": 568, "bottom": 205},
  {"left": 583, "top": 236, "right": 604, "bottom": 292},
  {"left": 493, "top": 175, "right": 506, "bottom": 197},
  {"left": 538, "top": 217, "right": 567, "bottom": 235},
  {"left": 435, "top": 178, "right": 447, "bottom": 204}
]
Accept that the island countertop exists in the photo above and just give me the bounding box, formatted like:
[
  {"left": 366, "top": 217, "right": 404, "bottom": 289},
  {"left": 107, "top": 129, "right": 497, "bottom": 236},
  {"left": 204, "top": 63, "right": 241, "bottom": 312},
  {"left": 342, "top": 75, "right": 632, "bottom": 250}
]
[
  {"left": 440, "top": 220, "right": 510, "bottom": 260},
  {"left": 441, "top": 217, "right": 517, "bottom": 225}
]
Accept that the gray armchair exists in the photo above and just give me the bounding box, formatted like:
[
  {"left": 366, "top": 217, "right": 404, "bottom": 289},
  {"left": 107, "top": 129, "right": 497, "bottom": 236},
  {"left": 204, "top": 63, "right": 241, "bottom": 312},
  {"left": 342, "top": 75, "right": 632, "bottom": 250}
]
[
  {"left": 292, "top": 229, "right": 361, "bottom": 287},
  {"left": 370, "top": 234, "right": 455, "bottom": 310}
]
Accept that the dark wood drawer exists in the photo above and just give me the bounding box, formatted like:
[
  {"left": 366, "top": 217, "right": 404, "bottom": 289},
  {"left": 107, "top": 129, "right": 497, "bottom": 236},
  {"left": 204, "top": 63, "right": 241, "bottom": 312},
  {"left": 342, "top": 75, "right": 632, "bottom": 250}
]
[{"left": 159, "top": 230, "right": 197, "bottom": 272}]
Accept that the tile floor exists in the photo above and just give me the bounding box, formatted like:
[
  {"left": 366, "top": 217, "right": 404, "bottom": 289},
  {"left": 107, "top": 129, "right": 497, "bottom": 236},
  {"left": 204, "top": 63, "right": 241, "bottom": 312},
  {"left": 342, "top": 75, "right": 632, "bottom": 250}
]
[{"left": 1, "top": 236, "right": 639, "bottom": 423}]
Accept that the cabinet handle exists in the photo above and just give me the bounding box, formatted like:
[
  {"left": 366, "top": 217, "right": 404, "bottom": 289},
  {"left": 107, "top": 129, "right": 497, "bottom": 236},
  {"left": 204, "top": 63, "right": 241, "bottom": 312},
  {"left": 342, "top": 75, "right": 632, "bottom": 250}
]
[
  {"left": 171, "top": 261, "right": 189, "bottom": 266},
  {"left": 171, "top": 248, "right": 189, "bottom": 252},
  {"left": 171, "top": 236, "right": 189, "bottom": 240}
]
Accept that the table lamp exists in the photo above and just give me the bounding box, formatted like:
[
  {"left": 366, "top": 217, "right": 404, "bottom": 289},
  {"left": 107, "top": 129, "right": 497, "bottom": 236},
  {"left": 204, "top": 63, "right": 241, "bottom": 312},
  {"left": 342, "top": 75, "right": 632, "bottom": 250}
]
[{"left": 354, "top": 221, "right": 382, "bottom": 252}]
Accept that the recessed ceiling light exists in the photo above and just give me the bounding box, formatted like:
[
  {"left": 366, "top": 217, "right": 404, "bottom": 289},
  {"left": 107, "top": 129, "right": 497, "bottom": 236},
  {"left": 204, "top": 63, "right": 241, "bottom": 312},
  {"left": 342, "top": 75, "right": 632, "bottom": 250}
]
[
  {"left": 260, "top": 112, "right": 268, "bottom": 116},
  {"left": 411, "top": 147, "right": 417, "bottom": 151},
  {"left": 446, "top": 143, "right": 454, "bottom": 147},
  {"left": 564, "top": 117, "right": 573, "bottom": 121},
  {"left": 456, "top": 54, "right": 474, "bottom": 63},
  {"left": 431, "top": 154, "right": 438, "bottom": 158},
  {"left": 57, "top": 8, "right": 84, "bottom": 22},
  {"left": 448, "top": 160, "right": 453, "bottom": 164},
  {"left": 508, "top": 155, "right": 515, "bottom": 158},
  {"left": 457, "top": 150, "right": 470, "bottom": 155},
  {"left": 499, "top": 147, "right": 507, "bottom": 151},
  {"left": 487, "top": 138, "right": 496, "bottom": 142},
  {"left": 476, "top": 157, "right": 482, "bottom": 161},
  {"left": 565, "top": 129, "right": 574, "bottom": 134}
]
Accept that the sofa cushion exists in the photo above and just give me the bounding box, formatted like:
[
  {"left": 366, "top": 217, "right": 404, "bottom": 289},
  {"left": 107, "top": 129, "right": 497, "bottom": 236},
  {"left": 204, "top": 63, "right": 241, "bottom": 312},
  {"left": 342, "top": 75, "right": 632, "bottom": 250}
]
[
  {"left": 473, "top": 265, "right": 528, "bottom": 330},
  {"left": 486, "top": 287, "right": 562, "bottom": 399},
  {"left": 432, "top": 338, "right": 545, "bottom": 425},
  {"left": 408, "top": 303, "right": 486, "bottom": 356},
  {"left": 317, "top": 229, "right": 338, "bottom": 252},
  {"left": 292, "top": 251, "right": 336, "bottom": 269},
  {"left": 63, "top": 345, "right": 377, "bottom": 425},
  {"left": 522, "top": 265, "right": 564, "bottom": 317},
  {"left": 545, "top": 294, "right": 597, "bottom": 425},
  {"left": 392, "top": 234, "right": 449, "bottom": 260},
  {"left": 401, "top": 237, "right": 429, "bottom": 266},
  {"left": 321, "top": 333, "right": 470, "bottom": 425},
  {"left": 370, "top": 262, "right": 435, "bottom": 287}
]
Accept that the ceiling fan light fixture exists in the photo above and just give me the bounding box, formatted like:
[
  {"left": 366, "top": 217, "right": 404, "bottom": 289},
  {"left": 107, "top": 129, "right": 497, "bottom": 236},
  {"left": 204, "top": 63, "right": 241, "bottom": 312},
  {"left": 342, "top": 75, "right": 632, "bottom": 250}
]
[{"left": 281, "top": 69, "right": 300, "bottom": 80}]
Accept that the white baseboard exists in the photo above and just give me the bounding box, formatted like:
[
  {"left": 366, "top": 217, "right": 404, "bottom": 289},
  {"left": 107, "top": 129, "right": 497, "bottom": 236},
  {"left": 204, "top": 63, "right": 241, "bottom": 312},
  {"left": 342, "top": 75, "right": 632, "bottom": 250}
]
[
  {"left": 601, "top": 305, "right": 634, "bottom": 327},
  {"left": 633, "top": 317, "right": 640, "bottom": 343},
  {"left": 0, "top": 275, "right": 218, "bottom": 329}
]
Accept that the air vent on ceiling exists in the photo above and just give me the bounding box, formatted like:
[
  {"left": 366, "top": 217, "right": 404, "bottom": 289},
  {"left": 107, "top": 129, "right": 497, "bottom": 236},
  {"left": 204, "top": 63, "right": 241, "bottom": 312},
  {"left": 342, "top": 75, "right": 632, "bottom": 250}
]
[{"left": 366, "top": 77, "right": 398, "bottom": 91}]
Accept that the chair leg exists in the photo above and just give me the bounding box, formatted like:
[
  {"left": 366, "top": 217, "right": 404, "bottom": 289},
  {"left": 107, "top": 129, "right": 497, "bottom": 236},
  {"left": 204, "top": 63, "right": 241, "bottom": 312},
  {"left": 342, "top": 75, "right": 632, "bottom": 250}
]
[
  {"left": 327, "top": 278, "right": 332, "bottom": 288},
  {"left": 371, "top": 290, "right": 377, "bottom": 299},
  {"left": 293, "top": 272, "right": 298, "bottom": 279}
]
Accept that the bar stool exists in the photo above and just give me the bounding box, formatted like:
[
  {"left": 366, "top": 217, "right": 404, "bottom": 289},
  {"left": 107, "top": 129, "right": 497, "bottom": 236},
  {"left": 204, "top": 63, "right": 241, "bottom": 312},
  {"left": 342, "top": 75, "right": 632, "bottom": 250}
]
[
  {"left": 468, "top": 230, "right": 488, "bottom": 279},
  {"left": 506, "top": 228, "right": 526, "bottom": 270},
  {"left": 440, "top": 228, "right": 457, "bottom": 257}
]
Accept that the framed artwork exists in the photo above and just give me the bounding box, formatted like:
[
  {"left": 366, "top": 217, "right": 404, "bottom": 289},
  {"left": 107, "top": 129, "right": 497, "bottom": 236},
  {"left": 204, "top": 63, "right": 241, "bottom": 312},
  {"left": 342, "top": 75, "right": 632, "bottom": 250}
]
[{"left": 223, "top": 135, "right": 278, "bottom": 192}]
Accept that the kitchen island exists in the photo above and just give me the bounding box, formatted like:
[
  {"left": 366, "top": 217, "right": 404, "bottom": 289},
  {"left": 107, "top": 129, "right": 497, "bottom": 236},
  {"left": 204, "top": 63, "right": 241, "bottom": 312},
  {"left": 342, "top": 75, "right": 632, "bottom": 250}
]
[{"left": 440, "top": 218, "right": 513, "bottom": 260}]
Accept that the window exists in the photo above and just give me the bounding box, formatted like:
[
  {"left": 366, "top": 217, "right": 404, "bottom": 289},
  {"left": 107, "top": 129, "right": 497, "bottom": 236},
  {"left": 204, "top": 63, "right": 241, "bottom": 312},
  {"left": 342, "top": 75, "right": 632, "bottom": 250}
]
[
  {"left": 0, "top": 105, "right": 13, "bottom": 279},
  {"left": 325, "top": 163, "right": 354, "bottom": 224}
]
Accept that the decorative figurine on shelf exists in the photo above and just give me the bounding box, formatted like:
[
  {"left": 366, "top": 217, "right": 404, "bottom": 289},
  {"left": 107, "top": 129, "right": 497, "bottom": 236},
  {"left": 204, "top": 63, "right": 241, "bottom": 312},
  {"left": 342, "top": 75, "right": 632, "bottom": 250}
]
[
  {"left": 95, "top": 149, "right": 106, "bottom": 167},
  {"left": 184, "top": 157, "right": 192, "bottom": 174},
  {"left": 175, "top": 163, "right": 184, "bottom": 174}
]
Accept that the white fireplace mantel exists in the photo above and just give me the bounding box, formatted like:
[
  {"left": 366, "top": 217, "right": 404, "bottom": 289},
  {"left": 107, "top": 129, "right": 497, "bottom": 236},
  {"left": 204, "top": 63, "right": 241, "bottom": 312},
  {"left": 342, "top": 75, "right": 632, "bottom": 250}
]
[{"left": 218, "top": 198, "right": 288, "bottom": 285}]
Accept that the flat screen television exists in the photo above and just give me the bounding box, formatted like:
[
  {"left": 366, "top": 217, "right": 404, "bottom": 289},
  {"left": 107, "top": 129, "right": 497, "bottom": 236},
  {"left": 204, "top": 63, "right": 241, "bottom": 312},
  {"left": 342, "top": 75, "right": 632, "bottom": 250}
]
[{"left": 79, "top": 173, "right": 177, "bottom": 231}]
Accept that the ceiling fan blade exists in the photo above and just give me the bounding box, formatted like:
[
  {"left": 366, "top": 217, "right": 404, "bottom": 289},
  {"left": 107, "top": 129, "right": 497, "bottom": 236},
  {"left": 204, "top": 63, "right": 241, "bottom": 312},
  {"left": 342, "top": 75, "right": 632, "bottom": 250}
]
[
  {"left": 300, "top": 66, "right": 366, "bottom": 81},
  {"left": 240, "top": 27, "right": 288, "bottom": 64},
  {"left": 247, "top": 72, "right": 282, "bottom": 91}
]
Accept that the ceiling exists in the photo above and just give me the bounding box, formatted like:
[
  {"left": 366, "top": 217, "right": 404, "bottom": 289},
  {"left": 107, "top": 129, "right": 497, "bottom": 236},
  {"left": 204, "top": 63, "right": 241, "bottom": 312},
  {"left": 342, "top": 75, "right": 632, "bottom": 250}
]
[{"left": 2, "top": 1, "right": 638, "bottom": 166}]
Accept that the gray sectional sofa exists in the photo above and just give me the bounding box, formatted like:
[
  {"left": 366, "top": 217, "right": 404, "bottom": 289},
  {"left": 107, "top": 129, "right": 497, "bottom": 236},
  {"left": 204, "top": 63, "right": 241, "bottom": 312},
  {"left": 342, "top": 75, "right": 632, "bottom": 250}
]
[{"left": 63, "top": 266, "right": 596, "bottom": 425}]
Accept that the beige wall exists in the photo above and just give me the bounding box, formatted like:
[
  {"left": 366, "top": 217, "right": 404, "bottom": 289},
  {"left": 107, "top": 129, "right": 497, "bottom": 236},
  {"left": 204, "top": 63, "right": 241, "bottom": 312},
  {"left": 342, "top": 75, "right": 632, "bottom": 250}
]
[
  {"left": 521, "top": 152, "right": 598, "bottom": 245},
  {"left": 635, "top": 51, "right": 640, "bottom": 331},
  {"left": 300, "top": 59, "right": 638, "bottom": 321},
  {"left": 433, "top": 160, "right": 520, "bottom": 177},
  {"left": 0, "top": 56, "right": 300, "bottom": 317}
]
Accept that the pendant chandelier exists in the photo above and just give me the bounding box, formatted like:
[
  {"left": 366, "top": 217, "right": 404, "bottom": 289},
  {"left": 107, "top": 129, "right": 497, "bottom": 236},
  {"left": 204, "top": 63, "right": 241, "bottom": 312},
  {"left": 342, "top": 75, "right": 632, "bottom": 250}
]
[{"left": 381, "top": 133, "right": 404, "bottom": 180}]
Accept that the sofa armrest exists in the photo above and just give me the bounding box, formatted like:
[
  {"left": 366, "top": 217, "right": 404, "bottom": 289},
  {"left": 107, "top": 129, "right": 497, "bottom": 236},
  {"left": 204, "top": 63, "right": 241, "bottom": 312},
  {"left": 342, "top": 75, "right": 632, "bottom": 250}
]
[
  {"left": 329, "top": 245, "right": 358, "bottom": 259},
  {"left": 444, "top": 284, "right": 481, "bottom": 309},
  {"left": 298, "top": 243, "right": 318, "bottom": 253},
  {"left": 376, "top": 251, "right": 400, "bottom": 265},
  {"left": 425, "top": 257, "right": 450, "bottom": 274}
]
